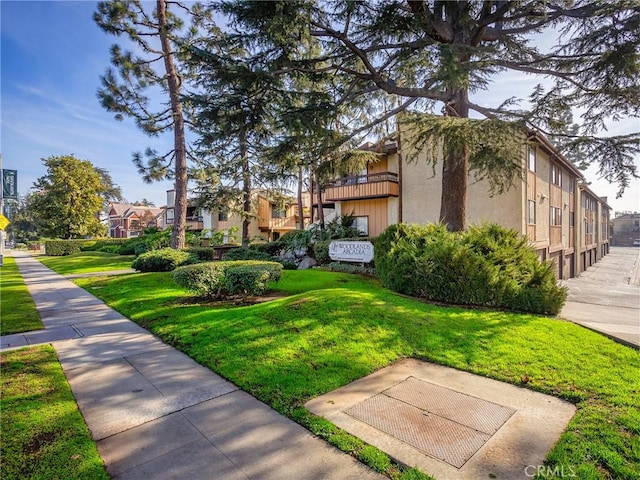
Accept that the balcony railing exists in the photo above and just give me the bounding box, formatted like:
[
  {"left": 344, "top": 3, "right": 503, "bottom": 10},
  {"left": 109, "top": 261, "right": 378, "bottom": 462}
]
[{"left": 312, "top": 172, "right": 399, "bottom": 202}]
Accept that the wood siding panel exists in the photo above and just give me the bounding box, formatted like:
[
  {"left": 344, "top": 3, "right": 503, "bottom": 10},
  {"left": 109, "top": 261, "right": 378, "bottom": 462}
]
[
  {"left": 550, "top": 226, "right": 562, "bottom": 246},
  {"left": 342, "top": 198, "right": 389, "bottom": 237},
  {"left": 550, "top": 184, "right": 562, "bottom": 207},
  {"left": 323, "top": 180, "right": 399, "bottom": 202}
]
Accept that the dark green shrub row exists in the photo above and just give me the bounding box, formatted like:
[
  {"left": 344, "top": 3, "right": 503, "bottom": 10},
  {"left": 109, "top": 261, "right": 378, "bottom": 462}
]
[
  {"left": 173, "top": 260, "right": 282, "bottom": 299},
  {"left": 323, "top": 262, "right": 377, "bottom": 276},
  {"left": 223, "top": 248, "right": 275, "bottom": 262},
  {"left": 250, "top": 241, "right": 285, "bottom": 257},
  {"left": 375, "top": 223, "right": 567, "bottom": 315},
  {"left": 45, "top": 240, "right": 84, "bottom": 256},
  {"left": 131, "top": 248, "right": 195, "bottom": 272},
  {"left": 184, "top": 247, "right": 219, "bottom": 262},
  {"left": 80, "top": 238, "right": 127, "bottom": 252}
]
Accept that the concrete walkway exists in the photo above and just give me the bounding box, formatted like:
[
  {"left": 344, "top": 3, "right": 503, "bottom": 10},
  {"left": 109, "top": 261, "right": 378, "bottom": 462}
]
[
  {"left": 559, "top": 247, "right": 640, "bottom": 349},
  {"left": 1, "top": 252, "right": 382, "bottom": 480}
]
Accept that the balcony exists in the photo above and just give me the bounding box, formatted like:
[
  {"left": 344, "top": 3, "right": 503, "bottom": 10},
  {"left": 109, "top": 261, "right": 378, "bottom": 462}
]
[
  {"left": 312, "top": 172, "right": 399, "bottom": 203},
  {"left": 258, "top": 215, "right": 298, "bottom": 231}
]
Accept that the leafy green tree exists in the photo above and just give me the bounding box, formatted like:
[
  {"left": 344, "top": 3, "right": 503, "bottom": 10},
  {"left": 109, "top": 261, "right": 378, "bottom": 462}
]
[
  {"left": 29, "top": 155, "right": 108, "bottom": 239},
  {"left": 95, "top": 0, "right": 208, "bottom": 248},
  {"left": 216, "top": 0, "right": 640, "bottom": 231},
  {"left": 6, "top": 194, "right": 39, "bottom": 243}
]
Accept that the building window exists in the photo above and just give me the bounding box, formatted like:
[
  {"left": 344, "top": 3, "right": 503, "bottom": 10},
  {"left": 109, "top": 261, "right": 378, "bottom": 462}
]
[
  {"left": 272, "top": 207, "right": 286, "bottom": 219},
  {"left": 166, "top": 208, "right": 174, "bottom": 224},
  {"left": 569, "top": 211, "right": 575, "bottom": 228},
  {"left": 568, "top": 178, "right": 575, "bottom": 194},
  {"left": 528, "top": 146, "right": 536, "bottom": 172},
  {"left": 550, "top": 207, "right": 562, "bottom": 226},
  {"left": 550, "top": 164, "right": 562, "bottom": 186},
  {"left": 353, "top": 216, "right": 369, "bottom": 236},
  {"left": 528, "top": 200, "right": 536, "bottom": 225},
  {"left": 218, "top": 211, "right": 228, "bottom": 221}
]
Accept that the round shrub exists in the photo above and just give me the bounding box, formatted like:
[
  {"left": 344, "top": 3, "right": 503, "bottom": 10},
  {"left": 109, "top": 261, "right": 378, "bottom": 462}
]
[
  {"left": 375, "top": 223, "right": 567, "bottom": 315},
  {"left": 173, "top": 260, "right": 282, "bottom": 299},
  {"left": 225, "top": 263, "right": 283, "bottom": 296},
  {"left": 131, "top": 247, "right": 193, "bottom": 272}
]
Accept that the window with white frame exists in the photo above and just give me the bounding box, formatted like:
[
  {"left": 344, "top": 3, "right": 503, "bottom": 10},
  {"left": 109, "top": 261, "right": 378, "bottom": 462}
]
[
  {"left": 528, "top": 200, "right": 536, "bottom": 225},
  {"left": 353, "top": 216, "right": 369, "bottom": 236},
  {"left": 528, "top": 146, "right": 536, "bottom": 172},
  {"left": 550, "top": 206, "right": 562, "bottom": 226}
]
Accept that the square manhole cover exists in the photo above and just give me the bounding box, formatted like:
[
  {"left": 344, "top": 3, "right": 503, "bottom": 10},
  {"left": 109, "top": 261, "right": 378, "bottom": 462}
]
[{"left": 344, "top": 377, "right": 516, "bottom": 468}]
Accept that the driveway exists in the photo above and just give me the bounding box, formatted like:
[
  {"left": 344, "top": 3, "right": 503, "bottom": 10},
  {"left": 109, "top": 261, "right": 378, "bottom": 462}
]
[{"left": 559, "top": 247, "right": 640, "bottom": 348}]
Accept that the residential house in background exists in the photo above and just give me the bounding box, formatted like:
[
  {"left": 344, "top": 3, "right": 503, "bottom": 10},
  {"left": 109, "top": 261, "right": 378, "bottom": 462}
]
[
  {"left": 612, "top": 212, "right": 640, "bottom": 246},
  {"left": 108, "top": 203, "right": 163, "bottom": 238},
  {"left": 312, "top": 124, "right": 611, "bottom": 279}
]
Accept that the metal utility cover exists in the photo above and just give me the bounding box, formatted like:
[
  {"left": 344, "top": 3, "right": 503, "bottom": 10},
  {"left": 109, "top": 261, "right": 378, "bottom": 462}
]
[{"left": 344, "top": 377, "right": 516, "bottom": 468}]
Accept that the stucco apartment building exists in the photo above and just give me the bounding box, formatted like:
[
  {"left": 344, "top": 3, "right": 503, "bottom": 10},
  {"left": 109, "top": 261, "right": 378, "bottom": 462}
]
[
  {"left": 612, "top": 212, "right": 640, "bottom": 246},
  {"left": 163, "top": 189, "right": 309, "bottom": 243},
  {"left": 312, "top": 130, "right": 611, "bottom": 280}
]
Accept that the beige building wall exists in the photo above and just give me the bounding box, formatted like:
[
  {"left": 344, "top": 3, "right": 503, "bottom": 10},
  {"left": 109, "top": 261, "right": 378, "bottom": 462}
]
[{"left": 400, "top": 148, "right": 523, "bottom": 231}]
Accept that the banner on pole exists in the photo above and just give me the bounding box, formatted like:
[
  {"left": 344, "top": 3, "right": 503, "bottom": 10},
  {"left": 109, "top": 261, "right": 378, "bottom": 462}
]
[{"left": 2, "top": 169, "right": 17, "bottom": 199}]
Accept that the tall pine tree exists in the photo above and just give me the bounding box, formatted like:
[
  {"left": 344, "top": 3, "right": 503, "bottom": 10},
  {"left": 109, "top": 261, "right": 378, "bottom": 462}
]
[{"left": 95, "top": 0, "right": 207, "bottom": 248}]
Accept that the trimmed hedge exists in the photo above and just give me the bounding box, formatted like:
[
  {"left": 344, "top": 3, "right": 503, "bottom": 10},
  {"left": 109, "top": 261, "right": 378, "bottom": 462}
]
[
  {"left": 45, "top": 240, "right": 84, "bottom": 256},
  {"left": 312, "top": 240, "right": 331, "bottom": 264},
  {"left": 184, "top": 247, "right": 218, "bottom": 262},
  {"left": 173, "top": 260, "right": 282, "bottom": 299},
  {"left": 131, "top": 248, "right": 195, "bottom": 272},
  {"left": 223, "top": 248, "right": 275, "bottom": 262},
  {"left": 80, "top": 238, "right": 127, "bottom": 252},
  {"left": 375, "top": 223, "right": 567, "bottom": 315}
]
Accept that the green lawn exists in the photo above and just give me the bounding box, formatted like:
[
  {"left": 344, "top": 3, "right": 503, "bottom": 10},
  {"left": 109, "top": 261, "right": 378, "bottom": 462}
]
[
  {"left": 37, "top": 251, "right": 136, "bottom": 275},
  {"left": 74, "top": 269, "right": 640, "bottom": 480},
  {"left": 0, "top": 256, "right": 43, "bottom": 335},
  {"left": 1, "top": 345, "right": 108, "bottom": 480}
]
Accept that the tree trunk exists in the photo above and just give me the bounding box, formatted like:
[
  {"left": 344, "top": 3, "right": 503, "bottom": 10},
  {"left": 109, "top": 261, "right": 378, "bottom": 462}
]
[
  {"left": 297, "top": 166, "right": 304, "bottom": 230},
  {"left": 240, "top": 132, "right": 251, "bottom": 248},
  {"left": 158, "top": 0, "right": 187, "bottom": 249},
  {"left": 314, "top": 169, "right": 325, "bottom": 229},
  {"left": 439, "top": 12, "right": 470, "bottom": 232},
  {"left": 439, "top": 88, "right": 469, "bottom": 232}
]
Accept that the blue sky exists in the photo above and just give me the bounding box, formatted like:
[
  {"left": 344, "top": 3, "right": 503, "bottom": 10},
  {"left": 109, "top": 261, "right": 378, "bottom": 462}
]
[{"left": 1, "top": 1, "right": 638, "bottom": 213}]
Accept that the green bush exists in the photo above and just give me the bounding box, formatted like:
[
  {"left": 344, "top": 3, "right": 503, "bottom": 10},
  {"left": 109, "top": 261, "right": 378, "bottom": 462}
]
[
  {"left": 375, "top": 223, "right": 567, "bottom": 315},
  {"left": 131, "top": 248, "right": 194, "bottom": 272},
  {"left": 173, "top": 260, "right": 282, "bottom": 299},
  {"left": 184, "top": 247, "right": 217, "bottom": 262},
  {"left": 133, "top": 230, "right": 171, "bottom": 255},
  {"left": 250, "top": 241, "right": 284, "bottom": 257},
  {"left": 225, "top": 263, "right": 283, "bottom": 296},
  {"left": 44, "top": 240, "right": 84, "bottom": 256},
  {"left": 80, "top": 238, "right": 127, "bottom": 251},
  {"left": 223, "top": 247, "right": 276, "bottom": 262},
  {"left": 313, "top": 240, "right": 331, "bottom": 264},
  {"left": 279, "top": 260, "right": 298, "bottom": 270}
]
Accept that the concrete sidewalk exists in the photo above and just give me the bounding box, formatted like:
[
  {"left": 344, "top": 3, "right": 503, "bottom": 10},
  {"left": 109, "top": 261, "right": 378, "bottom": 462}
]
[
  {"left": 2, "top": 252, "right": 382, "bottom": 480},
  {"left": 559, "top": 247, "right": 640, "bottom": 349}
]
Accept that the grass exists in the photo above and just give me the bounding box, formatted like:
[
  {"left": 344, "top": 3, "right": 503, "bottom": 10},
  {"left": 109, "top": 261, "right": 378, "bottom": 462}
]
[
  {"left": 0, "top": 256, "right": 43, "bottom": 335},
  {"left": 37, "top": 251, "right": 136, "bottom": 275},
  {"left": 1, "top": 345, "right": 108, "bottom": 480},
  {"left": 74, "top": 269, "right": 640, "bottom": 480}
]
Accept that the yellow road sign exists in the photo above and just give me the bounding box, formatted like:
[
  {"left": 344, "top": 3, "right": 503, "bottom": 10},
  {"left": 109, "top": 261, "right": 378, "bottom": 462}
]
[{"left": 0, "top": 214, "right": 10, "bottom": 230}]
